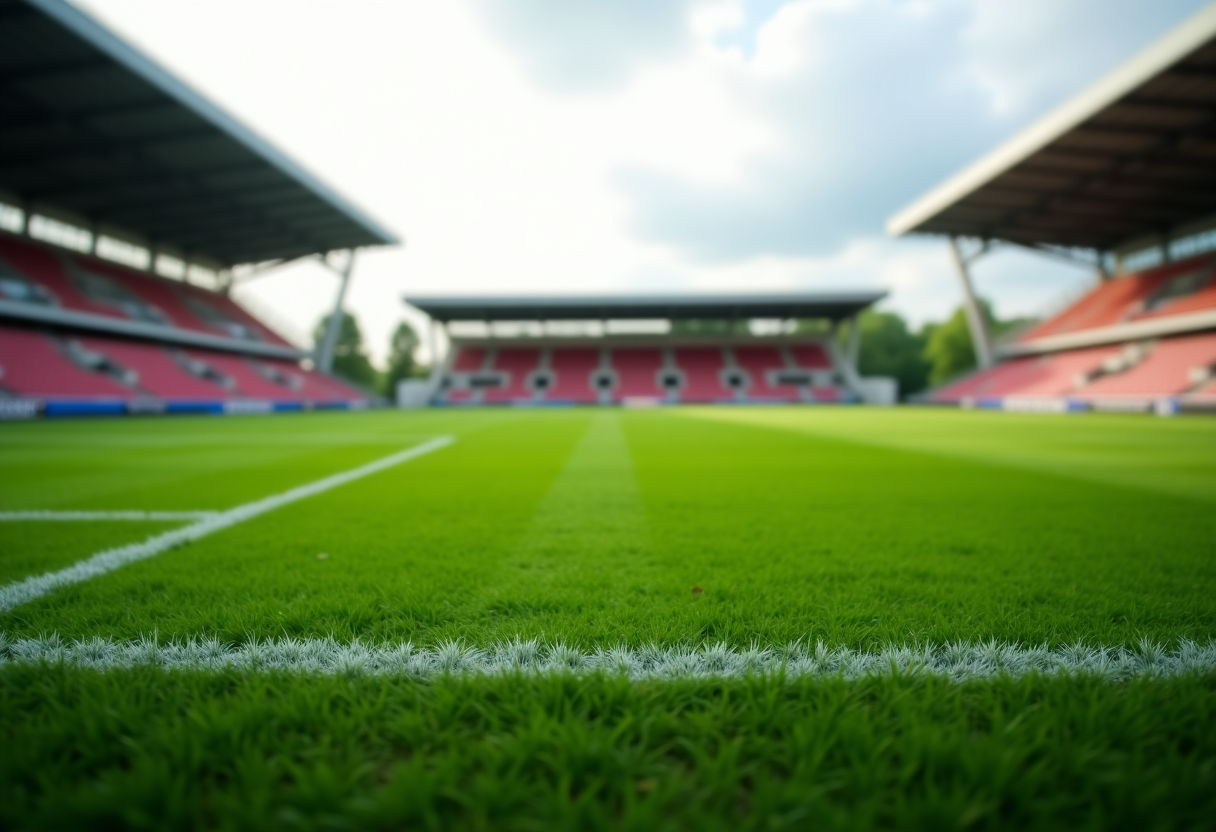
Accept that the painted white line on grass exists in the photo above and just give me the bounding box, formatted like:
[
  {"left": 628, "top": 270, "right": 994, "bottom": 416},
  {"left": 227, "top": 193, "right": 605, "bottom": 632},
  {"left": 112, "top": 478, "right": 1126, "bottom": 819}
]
[
  {"left": 0, "top": 511, "right": 220, "bottom": 522},
  {"left": 3, "top": 634, "right": 1214, "bottom": 681},
  {"left": 0, "top": 436, "right": 455, "bottom": 612}
]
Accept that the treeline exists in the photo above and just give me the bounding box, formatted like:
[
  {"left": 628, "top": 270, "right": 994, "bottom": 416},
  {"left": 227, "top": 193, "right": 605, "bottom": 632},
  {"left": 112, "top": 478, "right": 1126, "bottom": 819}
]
[
  {"left": 842, "top": 303, "right": 1035, "bottom": 398},
  {"left": 312, "top": 313, "right": 425, "bottom": 399},
  {"left": 316, "top": 302, "right": 1031, "bottom": 401},
  {"left": 674, "top": 303, "right": 1033, "bottom": 398}
]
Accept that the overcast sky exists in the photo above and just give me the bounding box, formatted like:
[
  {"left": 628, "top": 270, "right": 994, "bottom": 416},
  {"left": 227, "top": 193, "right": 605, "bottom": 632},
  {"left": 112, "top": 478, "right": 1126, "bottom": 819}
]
[{"left": 77, "top": 0, "right": 1210, "bottom": 364}]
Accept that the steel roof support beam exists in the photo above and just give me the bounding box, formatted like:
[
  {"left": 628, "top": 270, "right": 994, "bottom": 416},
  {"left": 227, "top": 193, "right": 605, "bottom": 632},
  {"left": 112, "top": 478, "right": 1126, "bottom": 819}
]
[
  {"left": 948, "top": 237, "right": 994, "bottom": 370},
  {"left": 316, "top": 250, "right": 356, "bottom": 374},
  {"left": 844, "top": 314, "right": 861, "bottom": 373}
]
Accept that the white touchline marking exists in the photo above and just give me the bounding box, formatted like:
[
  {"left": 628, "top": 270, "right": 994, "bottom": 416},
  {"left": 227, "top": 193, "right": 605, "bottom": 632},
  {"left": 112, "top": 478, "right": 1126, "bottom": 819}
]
[
  {"left": 0, "top": 436, "right": 455, "bottom": 612},
  {"left": 2, "top": 634, "right": 1214, "bottom": 681},
  {"left": 0, "top": 511, "right": 220, "bottom": 522}
]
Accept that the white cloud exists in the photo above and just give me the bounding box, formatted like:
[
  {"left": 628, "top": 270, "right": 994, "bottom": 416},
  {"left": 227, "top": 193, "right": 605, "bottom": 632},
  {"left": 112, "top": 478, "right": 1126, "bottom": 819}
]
[
  {"left": 72, "top": 0, "right": 1208, "bottom": 365},
  {"left": 470, "top": 0, "right": 701, "bottom": 93}
]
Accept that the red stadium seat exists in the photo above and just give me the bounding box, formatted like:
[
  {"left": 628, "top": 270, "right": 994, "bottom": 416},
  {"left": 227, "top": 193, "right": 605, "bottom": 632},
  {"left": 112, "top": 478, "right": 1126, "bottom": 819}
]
[
  {"left": 789, "top": 343, "right": 832, "bottom": 369},
  {"left": 549, "top": 348, "right": 600, "bottom": 402},
  {"left": 0, "top": 326, "right": 130, "bottom": 397},
  {"left": 610, "top": 347, "right": 664, "bottom": 399},
  {"left": 183, "top": 351, "right": 300, "bottom": 400},
  {"left": 673, "top": 347, "right": 731, "bottom": 402},
  {"left": 1019, "top": 254, "right": 1216, "bottom": 343},
  {"left": 732, "top": 345, "right": 801, "bottom": 400},
  {"left": 934, "top": 346, "right": 1121, "bottom": 401},
  {"left": 482, "top": 348, "right": 539, "bottom": 403},
  {"left": 76, "top": 337, "right": 228, "bottom": 399},
  {"left": 452, "top": 348, "right": 486, "bottom": 372},
  {"left": 0, "top": 236, "right": 125, "bottom": 320},
  {"left": 1081, "top": 334, "right": 1216, "bottom": 399}
]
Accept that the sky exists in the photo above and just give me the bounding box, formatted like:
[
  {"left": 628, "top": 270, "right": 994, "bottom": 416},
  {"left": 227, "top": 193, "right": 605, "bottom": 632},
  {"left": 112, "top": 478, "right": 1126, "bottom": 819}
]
[{"left": 76, "top": 0, "right": 1211, "bottom": 365}]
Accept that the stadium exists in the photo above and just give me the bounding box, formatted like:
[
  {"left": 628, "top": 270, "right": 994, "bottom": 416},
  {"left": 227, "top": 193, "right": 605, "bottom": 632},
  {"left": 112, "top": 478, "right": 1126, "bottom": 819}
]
[{"left": 1, "top": 1, "right": 1214, "bottom": 829}]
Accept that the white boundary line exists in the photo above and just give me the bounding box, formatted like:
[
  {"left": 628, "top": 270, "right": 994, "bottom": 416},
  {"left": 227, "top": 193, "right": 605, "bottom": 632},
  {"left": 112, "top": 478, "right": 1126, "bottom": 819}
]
[
  {"left": 2, "top": 634, "right": 1213, "bottom": 680},
  {"left": 0, "top": 436, "right": 455, "bottom": 612},
  {"left": 0, "top": 511, "right": 220, "bottom": 522}
]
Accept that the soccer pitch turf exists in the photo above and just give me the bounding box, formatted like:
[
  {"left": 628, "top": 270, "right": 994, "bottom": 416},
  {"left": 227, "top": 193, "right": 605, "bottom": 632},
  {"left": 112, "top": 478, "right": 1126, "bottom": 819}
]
[{"left": 1, "top": 407, "right": 1214, "bottom": 830}]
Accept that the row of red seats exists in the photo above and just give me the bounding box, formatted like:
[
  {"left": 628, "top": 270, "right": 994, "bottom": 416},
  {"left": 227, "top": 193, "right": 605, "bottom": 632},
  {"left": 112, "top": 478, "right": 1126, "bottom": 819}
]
[
  {"left": 0, "top": 325, "right": 362, "bottom": 402},
  {"left": 0, "top": 234, "right": 289, "bottom": 347},
  {"left": 439, "top": 344, "right": 841, "bottom": 404},
  {"left": 1019, "top": 253, "right": 1216, "bottom": 343},
  {"left": 932, "top": 332, "right": 1216, "bottom": 402}
]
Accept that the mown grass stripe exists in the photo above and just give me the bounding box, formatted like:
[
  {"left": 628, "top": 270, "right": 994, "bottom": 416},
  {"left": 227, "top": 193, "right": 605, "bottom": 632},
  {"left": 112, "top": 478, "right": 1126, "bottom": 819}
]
[
  {"left": 5, "top": 634, "right": 1214, "bottom": 680},
  {"left": 0, "top": 511, "right": 220, "bottom": 522},
  {"left": 0, "top": 436, "right": 455, "bottom": 612}
]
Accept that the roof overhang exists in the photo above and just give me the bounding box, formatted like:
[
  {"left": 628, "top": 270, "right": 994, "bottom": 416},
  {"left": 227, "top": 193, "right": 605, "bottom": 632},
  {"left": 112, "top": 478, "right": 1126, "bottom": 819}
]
[
  {"left": 0, "top": 0, "right": 399, "bottom": 267},
  {"left": 887, "top": 2, "right": 1216, "bottom": 253},
  {"left": 404, "top": 292, "right": 887, "bottom": 323}
]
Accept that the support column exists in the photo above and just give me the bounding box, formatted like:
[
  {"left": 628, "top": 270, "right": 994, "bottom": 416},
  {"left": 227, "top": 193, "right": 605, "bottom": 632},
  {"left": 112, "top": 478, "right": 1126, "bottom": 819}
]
[
  {"left": 316, "top": 250, "right": 356, "bottom": 374},
  {"left": 845, "top": 314, "right": 861, "bottom": 373},
  {"left": 948, "top": 236, "right": 994, "bottom": 370},
  {"left": 427, "top": 317, "right": 440, "bottom": 374}
]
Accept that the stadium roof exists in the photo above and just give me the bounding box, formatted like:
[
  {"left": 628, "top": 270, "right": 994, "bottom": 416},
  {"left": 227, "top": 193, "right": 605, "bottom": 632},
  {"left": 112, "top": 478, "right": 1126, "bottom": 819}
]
[
  {"left": 887, "top": 2, "right": 1216, "bottom": 253},
  {"left": 404, "top": 292, "right": 886, "bottom": 323},
  {"left": 0, "top": 0, "right": 399, "bottom": 268}
]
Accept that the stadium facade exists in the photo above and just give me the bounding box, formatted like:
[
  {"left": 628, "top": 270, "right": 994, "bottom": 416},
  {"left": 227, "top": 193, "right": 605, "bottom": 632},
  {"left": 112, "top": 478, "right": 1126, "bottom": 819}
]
[
  {"left": 0, "top": 0, "right": 397, "bottom": 418},
  {"left": 889, "top": 2, "right": 1216, "bottom": 414},
  {"left": 405, "top": 293, "right": 893, "bottom": 407}
]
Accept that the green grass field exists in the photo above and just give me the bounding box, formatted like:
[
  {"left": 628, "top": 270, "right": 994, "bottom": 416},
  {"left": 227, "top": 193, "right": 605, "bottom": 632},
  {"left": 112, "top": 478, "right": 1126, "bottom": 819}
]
[{"left": 2, "top": 407, "right": 1214, "bottom": 830}]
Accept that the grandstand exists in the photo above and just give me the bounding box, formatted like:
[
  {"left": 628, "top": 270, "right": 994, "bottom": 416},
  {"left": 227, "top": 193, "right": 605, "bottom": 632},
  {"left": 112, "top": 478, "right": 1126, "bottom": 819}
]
[
  {"left": 405, "top": 293, "right": 892, "bottom": 406},
  {"left": 888, "top": 3, "right": 1216, "bottom": 413},
  {"left": 0, "top": 0, "right": 397, "bottom": 418}
]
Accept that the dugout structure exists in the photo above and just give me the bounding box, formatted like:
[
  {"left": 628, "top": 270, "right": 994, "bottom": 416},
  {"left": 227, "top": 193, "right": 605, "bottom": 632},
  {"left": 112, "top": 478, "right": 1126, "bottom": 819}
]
[
  {"left": 0, "top": 0, "right": 397, "bottom": 418},
  {"left": 404, "top": 292, "right": 891, "bottom": 406},
  {"left": 888, "top": 2, "right": 1216, "bottom": 413}
]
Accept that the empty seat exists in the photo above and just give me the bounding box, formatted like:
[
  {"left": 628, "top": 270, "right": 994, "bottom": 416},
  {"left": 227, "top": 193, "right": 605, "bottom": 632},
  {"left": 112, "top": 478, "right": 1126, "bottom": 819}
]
[
  {"left": 0, "top": 236, "right": 123, "bottom": 319},
  {"left": 482, "top": 348, "right": 539, "bottom": 403},
  {"left": 932, "top": 357, "right": 1042, "bottom": 402},
  {"left": 68, "top": 255, "right": 287, "bottom": 344},
  {"left": 934, "top": 347, "right": 1121, "bottom": 401},
  {"left": 611, "top": 348, "right": 664, "bottom": 399},
  {"left": 0, "top": 235, "right": 298, "bottom": 347},
  {"left": 0, "top": 326, "right": 130, "bottom": 397},
  {"left": 732, "top": 346, "right": 800, "bottom": 400},
  {"left": 308, "top": 370, "right": 367, "bottom": 400},
  {"left": 1019, "top": 254, "right": 1216, "bottom": 342},
  {"left": 1081, "top": 334, "right": 1216, "bottom": 398},
  {"left": 549, "top": 348, "right": 600, "bottom": 402},
  {"left": 452, "top": 348, "right": 487, "bottom": 372},
  {"left": 78, "top": 337, "right": 227, "bottom": 399},
  {"left": 789, "top": 343, "right": 832, "bottom": 369},
  {"left": 673, "top": 347, "right": 730, "bottom": 402},
  {"left": 185, "top": 351, "right": 300, "bottom": 400}
]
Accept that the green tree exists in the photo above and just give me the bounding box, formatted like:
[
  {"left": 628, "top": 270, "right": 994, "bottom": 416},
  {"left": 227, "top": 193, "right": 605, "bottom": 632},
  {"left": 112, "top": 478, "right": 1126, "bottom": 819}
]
[
  {"left": 922, "top": 307, "right": 978, "bottom": 387},
  {"left": 383, "top": 320, "right": 423, "bottom": 397},
  {"left": 313, "top": 311, "right": 378, "bottom": 390},
  {"left": 841, "top": 310, "right": 931, "bottom": 399},
  {"left": 922, "top": 301, "right": 1036, "bottom": 387},
  {"left": 792, "top": 319, "right": 832, "bottom": 336}
]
